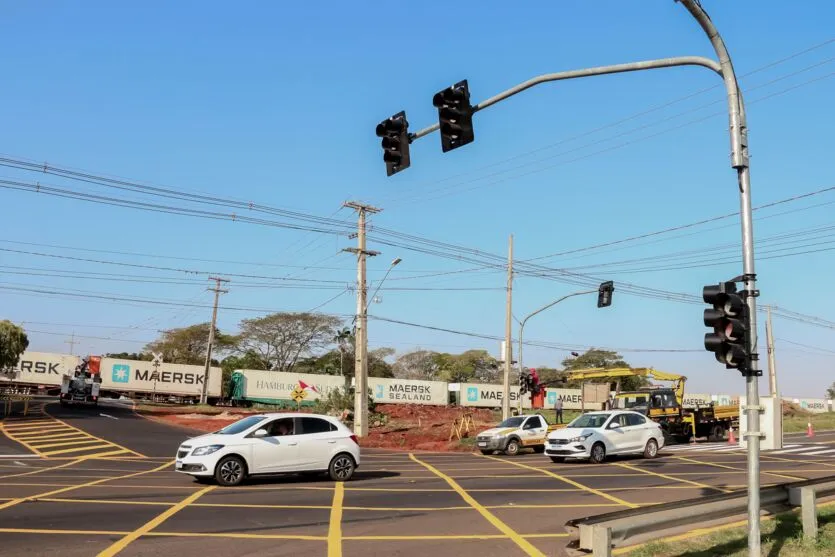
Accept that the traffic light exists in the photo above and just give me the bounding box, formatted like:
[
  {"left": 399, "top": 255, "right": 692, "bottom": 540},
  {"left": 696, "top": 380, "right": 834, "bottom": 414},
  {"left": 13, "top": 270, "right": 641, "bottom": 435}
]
[
  {"left": 598, "top": 281, "right": 614, "bottom": 308},
  {"left": 703, "top": 281, "right": 755, "bottom": 375},
  {"left": 530, "top": 369, "right": 541, "bottom": 395},
  {"left": 432, "top": 80, "right": 475, "bottom": 153},
  {"left": 519, "top": 368, "right": 530, "bottom": 394},
  {"left": 375, "top": 111, "right": 411, "bottom": 177}
]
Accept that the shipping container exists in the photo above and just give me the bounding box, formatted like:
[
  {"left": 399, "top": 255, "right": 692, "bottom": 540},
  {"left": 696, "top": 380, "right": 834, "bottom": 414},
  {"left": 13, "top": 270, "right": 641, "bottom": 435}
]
[
  {"left": 232, "top": 369, "right": 344, "bottom": 405},
  {"left": 99, "top": 358, "right": 222, "bottom": 399},
  {"left": 368, "top": 377, "right": 448, "bottom": 405},
  {"left": 0, "top": 352, "right": 80, "bottom": 389}
]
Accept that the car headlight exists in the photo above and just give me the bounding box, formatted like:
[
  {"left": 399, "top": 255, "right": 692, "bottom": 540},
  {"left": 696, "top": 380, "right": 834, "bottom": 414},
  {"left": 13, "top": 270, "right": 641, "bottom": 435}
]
[
  {"left": 569, "top": 434, "right": 592, "bottom": 443},
  {"left": 191, "top": 444, "right": 224, "bottom": 456}
]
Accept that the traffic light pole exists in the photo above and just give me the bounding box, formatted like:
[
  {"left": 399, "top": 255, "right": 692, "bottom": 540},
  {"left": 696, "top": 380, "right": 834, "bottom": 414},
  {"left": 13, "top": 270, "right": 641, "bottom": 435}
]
[
  {"left": 393, "top": 2, "right": 761, "bottom": 551},
  {"left": 517, "top": 289, "right": 597, "bottom": 414}
]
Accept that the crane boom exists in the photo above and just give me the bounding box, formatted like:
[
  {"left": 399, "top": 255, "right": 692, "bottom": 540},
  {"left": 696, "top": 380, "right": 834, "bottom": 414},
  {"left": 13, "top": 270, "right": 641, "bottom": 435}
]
[{"left": 557, "top": 367, "right": 687, "bottom": 406}]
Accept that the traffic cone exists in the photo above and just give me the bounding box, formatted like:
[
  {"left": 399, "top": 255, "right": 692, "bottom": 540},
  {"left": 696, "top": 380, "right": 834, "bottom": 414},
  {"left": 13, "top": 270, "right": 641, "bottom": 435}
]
[
  {"left": 728, "top": 426, "right": 737, "bottom": 444},
  {"left": 807, "top": 422, "right": 814, "bottom": 438}
]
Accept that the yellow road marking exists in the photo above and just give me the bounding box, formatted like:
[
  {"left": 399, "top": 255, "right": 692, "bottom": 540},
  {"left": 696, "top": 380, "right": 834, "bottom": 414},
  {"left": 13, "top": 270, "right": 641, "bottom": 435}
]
[
  {"left": 20, "top": 432, "right": 90, "bottom": 442},
  {"left": 760, "top": 453, "right": 835, "bottom": 468},
  {"left": 328, "top": 483, "right": 344, "bottom": 557},
  {"left": 96, "top": 486, "right": 215, "bottom": 557},
  {"left": 673, "top": 456, "right": 804, "bottom": 481},
  {"left": 342, "top": 534, "right": 569, "bottom": 540},
  {"left": 481, "top": 455, "right": 638, "bottom": 508},
  {"left": 42, "top": 405, "right": 144, "bottom": 458},
  {"left": 30, "top": 439, "right": 104, "bottom": 450},
  {"left": 11, "top": 427, "right": 72, "bottom": 437},
  {"left": 40, "top": 498, "right": 171, "bottom": 506},
  {"left": 0, "top": 458, "right": 86, "bottom": 480},
  {"left": 0, "top": 460, "right": 173, "bottom": 511},
  {"left": 41, "top": 444, "right": 116, "bottom": 456},
  {"left": 410, "top": 453, "right": 546, "bottom": 557},
  {"left": 612, "top": 462, "right": 733, "bottom": 493}
]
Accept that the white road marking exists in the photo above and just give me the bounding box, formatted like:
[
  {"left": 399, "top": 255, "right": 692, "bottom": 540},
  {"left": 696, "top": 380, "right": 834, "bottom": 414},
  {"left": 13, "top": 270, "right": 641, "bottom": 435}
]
[{"left": 100, "top": 413, "right": 118, "bottom": 420}]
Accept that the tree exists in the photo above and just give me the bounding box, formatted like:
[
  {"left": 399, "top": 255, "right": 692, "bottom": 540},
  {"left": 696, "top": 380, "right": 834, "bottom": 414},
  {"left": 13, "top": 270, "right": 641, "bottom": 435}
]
[
  {"left": 368, "top": 347, "right": 395, "bottom": 378},
  {"left": 105, "top": 352, "right": 152, "bottom": 361},
  {"left": 561, "top": 348, "right": 647, "bottom": 391},
  {"left": 434, "top": 349, "right": 499, "bottom": 383},
  {"left": 236, "top": 313, "right": 342, "bottom": 371},
  {"left": 0, "top": 321, "right": 29, "bottom": 377},
  {"left": 827, "top": 382, "right": 835, "bottom": 400},
  {"left": 334, "top": 327, "right": 352, "bottom": 378},
  {"left": 144, "top": 323, "right": 236, "bottom": 366},
  {"left": 393, "top": 350, "right": 441, "bottom": 381}
]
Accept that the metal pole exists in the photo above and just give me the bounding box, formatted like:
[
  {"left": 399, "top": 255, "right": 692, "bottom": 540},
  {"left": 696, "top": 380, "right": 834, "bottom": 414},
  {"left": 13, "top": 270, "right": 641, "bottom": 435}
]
[
  {"left": 517, "top": 289, "right": 597, "bottom": 415},
  {"left": 201, "top": 277, "right": 228, "bottom": 405},
  {"left": 677, "top": 2, "right": 761, "bottom": 555},
  {"left": 766, "top": 306, "right": 777, "bottom": 397},
  {"left": 502, "top": 235, "right": 513, "bottom": 421}
]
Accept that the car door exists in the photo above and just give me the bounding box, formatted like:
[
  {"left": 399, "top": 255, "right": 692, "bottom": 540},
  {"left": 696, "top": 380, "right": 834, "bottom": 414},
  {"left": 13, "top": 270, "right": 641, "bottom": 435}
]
[
  {"left": 294, "top": 417, "right": 341, "bottom": 469},
  {"left": 603, "top": 413, "right": 632, "bottom": 453},
  {"left": 521, "top": 415, "right": 547, "bottom": 447},
  {"left": 625, "top": 413, "right": 651, "bottom": 451},
  {"left": 249, "top": 417, "right": 300, "bottom": 473}
]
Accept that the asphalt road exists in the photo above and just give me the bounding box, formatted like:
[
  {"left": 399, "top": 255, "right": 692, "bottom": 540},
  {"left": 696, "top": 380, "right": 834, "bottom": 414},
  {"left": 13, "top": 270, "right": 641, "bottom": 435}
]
[{"left": 1, "top": 403, "right": 834, "bottom": 557}]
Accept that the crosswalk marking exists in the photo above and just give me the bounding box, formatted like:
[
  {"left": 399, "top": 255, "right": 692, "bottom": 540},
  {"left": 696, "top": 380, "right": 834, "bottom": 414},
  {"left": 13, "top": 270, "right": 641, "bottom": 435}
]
[
  {"left": 806, "top": 448, "right": 835, "bottom": 456},
  {"left": 661, "top": 441, "right": 833, "bottom": 458}
]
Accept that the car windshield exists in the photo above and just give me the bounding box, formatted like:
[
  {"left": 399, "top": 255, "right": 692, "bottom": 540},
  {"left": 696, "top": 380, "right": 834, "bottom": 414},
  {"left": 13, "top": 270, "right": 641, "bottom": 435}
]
[
  {"left": 215, "top": 415, "right": 266, "bottom": 435},
  {"left": 567, "top": 414, "right": 609, "bottom": 429},
  {"left": 497, "top": 417, "right": 525, "bottom": 428}
]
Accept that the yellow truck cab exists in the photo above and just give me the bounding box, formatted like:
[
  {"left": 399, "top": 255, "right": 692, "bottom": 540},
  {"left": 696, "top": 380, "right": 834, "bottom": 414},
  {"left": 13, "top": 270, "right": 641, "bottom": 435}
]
[{"left": 476, "top": 413, "right": 563, "bottom": 456}]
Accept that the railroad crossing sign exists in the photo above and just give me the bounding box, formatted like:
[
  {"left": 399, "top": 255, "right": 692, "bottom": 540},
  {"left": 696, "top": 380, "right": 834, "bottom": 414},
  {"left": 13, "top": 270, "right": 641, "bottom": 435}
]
[
  {"left": 290, "top": 387, "right": 307, "bottom": 403},
  {"left": 151, "top": 352, "right": 164, "bottom": 366}
]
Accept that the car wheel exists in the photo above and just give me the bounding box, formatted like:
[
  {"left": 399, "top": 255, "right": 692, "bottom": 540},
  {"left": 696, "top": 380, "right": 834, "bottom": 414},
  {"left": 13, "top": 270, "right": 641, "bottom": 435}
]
[
  {"left": 710, "top": 425, "right": 726, "bottom": 442},
  {"left": 549, "top": 457, "right": 565, "bottom": 463},
  {"left": 504, "top": 438, "right": 521, "bottom": 456},
  {"left": 533, "top": 445, "right": 546, "bottom": 454},
  {"left": 214, "top": 455, "right": 246, "bottom": 486},
  {"left": 479, "top": 450, "right": 493, "bottom": 455},
  {"left": 328, "top": 454, "right": 356, "bottom": 482},
  {"left": 643, "top": 438, "right": 659, "bottom": 459},
  {"left": 589, "top": 442, "right": 606, "bottom": 464}
]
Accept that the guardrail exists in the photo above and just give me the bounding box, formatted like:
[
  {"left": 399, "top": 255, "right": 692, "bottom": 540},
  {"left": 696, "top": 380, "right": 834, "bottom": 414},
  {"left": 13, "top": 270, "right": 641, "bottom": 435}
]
[{"left": 564, "top": 474, "right": 835, "bottom": 556}]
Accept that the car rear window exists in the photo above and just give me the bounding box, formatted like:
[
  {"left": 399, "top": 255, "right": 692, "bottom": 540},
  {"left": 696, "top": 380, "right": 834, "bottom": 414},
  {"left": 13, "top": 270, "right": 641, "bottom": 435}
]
[{"left": 298, "top": 417, "right": 336, "bottom": 434}]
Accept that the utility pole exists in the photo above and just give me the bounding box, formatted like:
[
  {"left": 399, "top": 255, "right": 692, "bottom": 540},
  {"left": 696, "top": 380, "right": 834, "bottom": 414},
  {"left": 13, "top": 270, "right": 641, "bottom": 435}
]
[
  {"left": 201, "top": 277, "right": 228, "bottom": 405},
  {"left": 65, "top": 331, "right": 78, "bottom": 356},
  {"left": 502, "top": 235, "right": 513, "bottom": 421},
  {"left": 766, "top": 306, "right": 778, "bottom": 397},
  {"left": 342, "top": 201, "right": 381, "bottom": 437}
]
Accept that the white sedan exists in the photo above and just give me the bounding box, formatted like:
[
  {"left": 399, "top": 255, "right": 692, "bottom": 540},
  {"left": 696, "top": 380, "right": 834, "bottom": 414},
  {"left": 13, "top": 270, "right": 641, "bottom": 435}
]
[
  {"left": 175, "top": 413, "right": 361, "bottom": 486},
  {"left": 544, "top": 410, "right": 664, "bottom": 464}
]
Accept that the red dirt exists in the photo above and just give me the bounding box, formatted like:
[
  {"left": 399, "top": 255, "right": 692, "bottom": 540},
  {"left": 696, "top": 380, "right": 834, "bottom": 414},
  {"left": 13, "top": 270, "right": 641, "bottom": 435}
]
[{"left": 140, "top": 403, "right": 501, "bottom": 451}]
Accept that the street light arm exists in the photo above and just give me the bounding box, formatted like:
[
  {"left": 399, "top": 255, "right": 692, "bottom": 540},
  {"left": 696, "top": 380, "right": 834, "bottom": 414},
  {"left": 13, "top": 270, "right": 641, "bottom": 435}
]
[
  {"left": 519, "top": 289, "right": 598, "bottom": 330},
  {"left": 410, "top": 56, "right": 722, "bottom": 140},
  {"left": 366, "top": 264, "right": 398, "bottom": 313}
]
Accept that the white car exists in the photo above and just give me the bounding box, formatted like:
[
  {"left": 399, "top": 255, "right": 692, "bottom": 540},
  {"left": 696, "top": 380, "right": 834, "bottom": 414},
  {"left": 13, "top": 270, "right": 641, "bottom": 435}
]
[
  {"left": 544, "top": 410, "right": 664, "bottom": 464},
  {"left": 175, "top": 413, "right": 361, "bottom": 486}
]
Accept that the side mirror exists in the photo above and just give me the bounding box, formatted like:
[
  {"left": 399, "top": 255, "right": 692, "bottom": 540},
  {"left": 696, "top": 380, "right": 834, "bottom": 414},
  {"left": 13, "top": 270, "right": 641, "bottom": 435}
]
[
  {"left": 608, "top": 422, "right": 621, "bottom": 429},
  {"left": 253, "top": 428, "right": 268, "bottom": 438}
]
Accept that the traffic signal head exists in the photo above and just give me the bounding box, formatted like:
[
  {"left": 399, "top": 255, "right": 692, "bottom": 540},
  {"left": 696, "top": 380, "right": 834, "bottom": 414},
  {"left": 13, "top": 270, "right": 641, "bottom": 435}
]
[
  {"left": 519, "top": 368, "right": 530, "bottom": 394},
  {"left": 703, "top": 281, "right": 751, "bottom": 373},
  {"left": 375, "top": 111, "right": 411, "bottom": 176},
  {"left": 598, "top": 281, "right": 614, "bottom": 308},
  {"left": 432, "top": 80, "right": 475, "bottom": 153}
]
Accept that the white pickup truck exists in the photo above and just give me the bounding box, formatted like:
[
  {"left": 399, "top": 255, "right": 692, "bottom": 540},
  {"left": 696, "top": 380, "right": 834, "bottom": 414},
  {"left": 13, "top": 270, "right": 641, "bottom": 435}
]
[{"left": 475, "top": 413, "right": 564, "bottom": 456}]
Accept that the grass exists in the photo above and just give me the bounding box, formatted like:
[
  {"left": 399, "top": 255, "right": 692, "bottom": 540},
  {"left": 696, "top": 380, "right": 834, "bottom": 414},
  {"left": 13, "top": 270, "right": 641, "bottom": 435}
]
[
  {"left": 622, "top": 504, "right": 835, "bottom": 557},
  {"left": 784, "top": 412, "right": 835, "bottom": 433}
]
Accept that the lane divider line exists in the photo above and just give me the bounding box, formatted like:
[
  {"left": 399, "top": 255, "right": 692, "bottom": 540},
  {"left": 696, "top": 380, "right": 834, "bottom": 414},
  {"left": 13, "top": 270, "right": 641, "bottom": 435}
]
[
  {"left": 480, "top": 455, "right": 638, "bottom": 508},
  {"left": 672, "top": 455, "right": 805, "bottom": 481},
  {"left": 327, "top": 483, "right": 344, "bottom": 557},
  {"left": 0, "top": 458, "right": 87, "bottom": 480},
  {"left": 410, "top": 453, "right": 547, "bottom": 557},
  {"left": 96, "top": 485, "right": 216, "bottom": 557},
  {"left": 612, "top": 462, "right": 733, "bottom": 494}
]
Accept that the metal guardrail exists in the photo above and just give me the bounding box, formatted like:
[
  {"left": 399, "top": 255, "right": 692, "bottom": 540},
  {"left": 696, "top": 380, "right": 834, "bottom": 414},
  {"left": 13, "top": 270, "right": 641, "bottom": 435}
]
[{"left": 564, "top": 474, "right": 835, "bottom": 556}]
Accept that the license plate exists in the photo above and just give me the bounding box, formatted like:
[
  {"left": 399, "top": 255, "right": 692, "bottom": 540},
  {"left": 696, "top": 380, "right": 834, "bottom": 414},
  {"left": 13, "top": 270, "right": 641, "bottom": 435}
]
[
  {"left": 477, "top": 442, "right": 487, "bottom": 447},
  {"left": 175, "top": 461, "right": 183, "bottom": 470}
]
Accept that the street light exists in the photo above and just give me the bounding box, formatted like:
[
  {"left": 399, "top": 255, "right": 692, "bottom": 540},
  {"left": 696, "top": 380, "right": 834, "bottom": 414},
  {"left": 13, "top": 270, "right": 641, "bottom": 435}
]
[
  {"left": 517, "top": 282, "right": 614, "bottom": 413},
  {"left": 366, "top": 257, "right": 402, "bottom": 312}
]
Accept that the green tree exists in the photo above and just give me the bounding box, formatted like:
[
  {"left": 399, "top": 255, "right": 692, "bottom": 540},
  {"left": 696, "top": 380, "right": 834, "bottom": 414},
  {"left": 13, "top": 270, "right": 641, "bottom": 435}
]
[
  {"left": 827, "top": 382, "right": 835, "bottom": 400},
  {"left": 236, "top": 312, "right": 342, "bottom": 371},
  {"left": 393, "top": 350, "right": 440, "bottom": 380},
  {"left": 144, "top": 323, "right": 236, "bottom": 366},
  {"left": 0, "top": 320, "right": 29, "bottom": 378},
  {"left": 560, "top": 348, "right": 647, "bottom": 391},
  {"left": 105, "top": 352, "right": 153, "bottom": 361},
  {"left": 434, "top": 349, "right": 499, "bottom": 383}
]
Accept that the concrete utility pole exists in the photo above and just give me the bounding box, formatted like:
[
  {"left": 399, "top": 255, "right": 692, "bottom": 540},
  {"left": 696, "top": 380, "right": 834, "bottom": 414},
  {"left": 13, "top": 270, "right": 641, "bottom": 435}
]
[
  {"left": 201, "top": 277, "right": 228, "bottom": 405},
  {"left": 502, "top": 235, "right": 513, "bottom": 421},
  {"left": 766, "top": 306, "right": 778, "bottom": 397},
  {"left": 342, "top": 201, "right": 381, "bottom": 437}
]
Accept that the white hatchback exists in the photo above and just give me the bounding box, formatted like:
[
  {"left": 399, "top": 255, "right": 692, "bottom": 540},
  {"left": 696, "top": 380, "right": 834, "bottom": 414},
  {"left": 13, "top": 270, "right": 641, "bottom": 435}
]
[
  {"left": 175, "top": 413, "right": 361, "bottom": 486},
  {"left": 544, "top": 410, "right": 664, "bottom": 464}
]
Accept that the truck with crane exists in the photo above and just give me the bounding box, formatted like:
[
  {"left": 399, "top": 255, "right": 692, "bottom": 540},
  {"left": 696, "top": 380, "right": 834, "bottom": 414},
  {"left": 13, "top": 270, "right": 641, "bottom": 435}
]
[
  {"left": 59, "top": 356, "right": 103, "bottom": 407},
  {"left": 524, "top": 367, "right": 739, "bottom": 443}
]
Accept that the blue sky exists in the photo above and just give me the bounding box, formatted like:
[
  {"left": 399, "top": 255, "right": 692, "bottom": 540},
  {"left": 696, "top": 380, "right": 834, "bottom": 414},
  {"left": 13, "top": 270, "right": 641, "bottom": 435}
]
[{"left": 1, "top": 1, "right": 833, "bottom": 397}]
